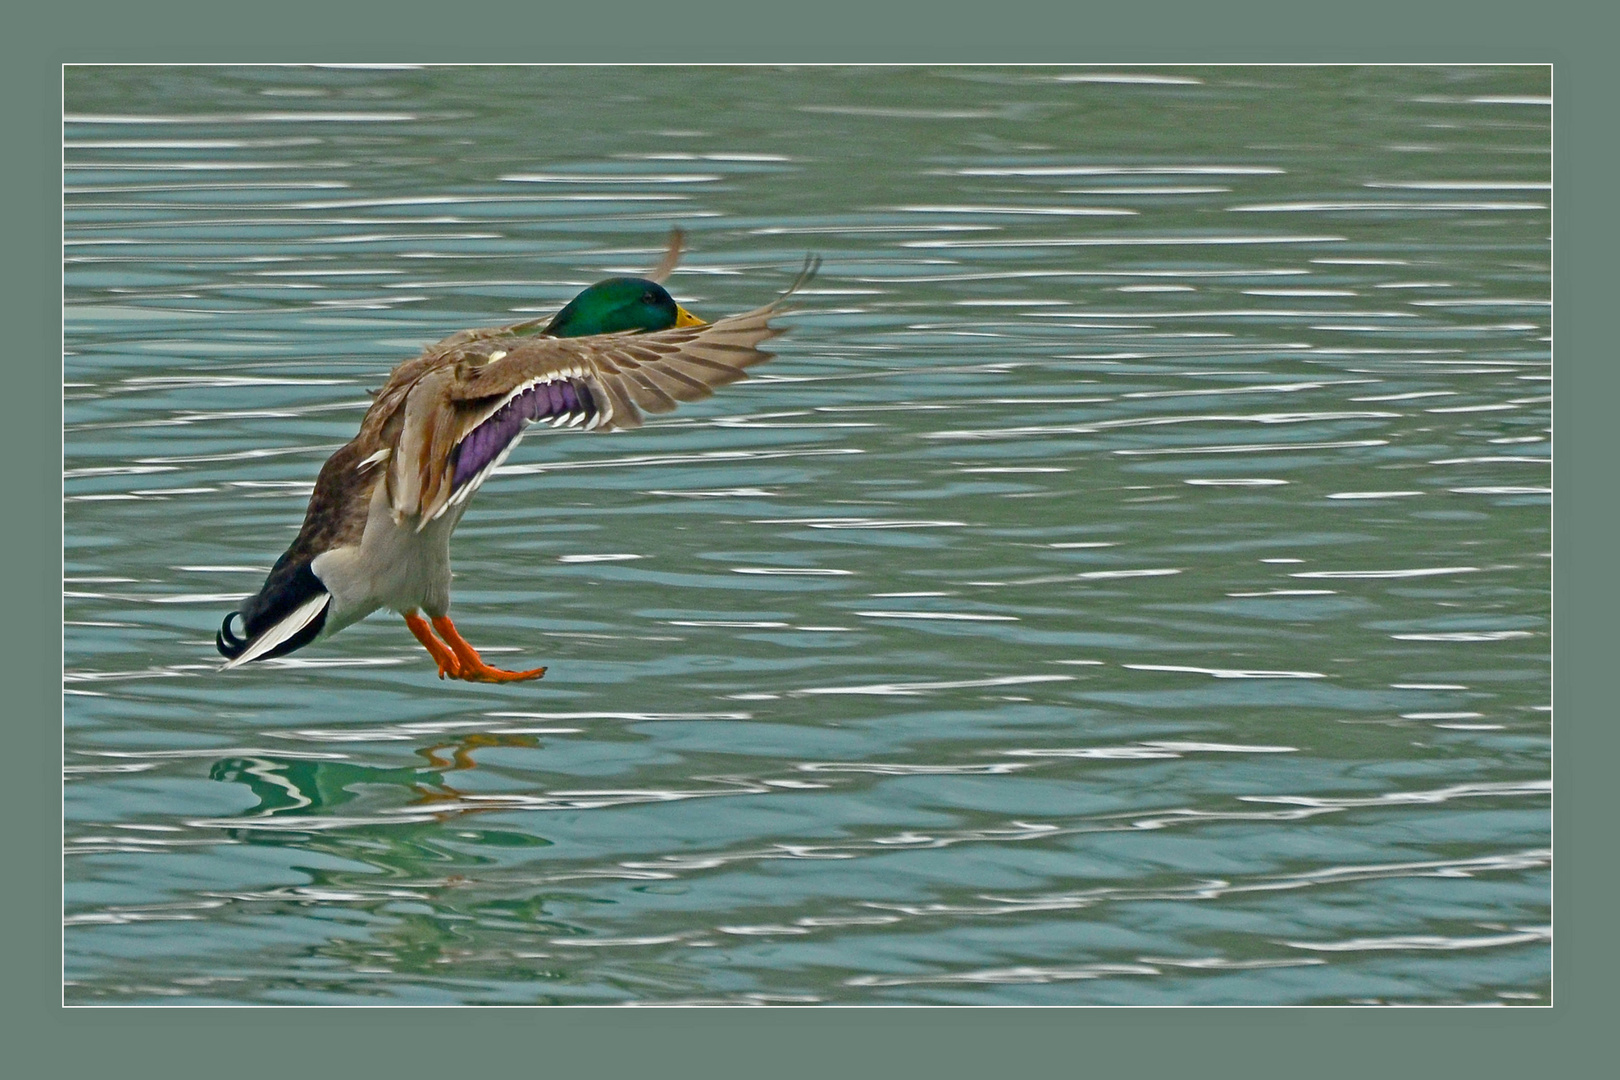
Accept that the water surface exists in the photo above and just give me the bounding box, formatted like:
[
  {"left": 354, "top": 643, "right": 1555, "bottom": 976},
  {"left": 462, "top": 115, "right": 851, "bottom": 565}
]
[{"left": 65, "top": 65, "right": 1550, "bottom": 1005}]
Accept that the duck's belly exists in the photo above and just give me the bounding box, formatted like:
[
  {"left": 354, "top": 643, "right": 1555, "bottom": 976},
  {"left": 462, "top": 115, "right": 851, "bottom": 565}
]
[{"left": 310, "top": 485, "right": 465, "bottom": 632}]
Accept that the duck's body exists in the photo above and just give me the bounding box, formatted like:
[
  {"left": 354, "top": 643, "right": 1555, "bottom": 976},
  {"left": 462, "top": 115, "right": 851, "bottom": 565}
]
[{"left": 217, "top": 236, "right": 814, "bottom": 681}]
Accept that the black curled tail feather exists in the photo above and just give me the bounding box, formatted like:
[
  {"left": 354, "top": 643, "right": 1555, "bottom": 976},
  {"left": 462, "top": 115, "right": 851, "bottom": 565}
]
[
  {"left": 216, "top": 557, "right": 331, "bottom": 666},
  {"left": 217, "top": 610, "right": 250, "bottom": 659}
]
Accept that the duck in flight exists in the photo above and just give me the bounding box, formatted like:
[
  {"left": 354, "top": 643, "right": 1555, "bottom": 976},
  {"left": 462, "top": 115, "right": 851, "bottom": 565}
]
[{"left": 217, "top": 233, "right": 816, "bottom": 682}]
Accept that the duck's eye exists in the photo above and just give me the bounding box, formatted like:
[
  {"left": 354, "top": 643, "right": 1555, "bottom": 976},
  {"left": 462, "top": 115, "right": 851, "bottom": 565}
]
[{"left": 643, "top": 291, "right": 657, "bottom": 304}]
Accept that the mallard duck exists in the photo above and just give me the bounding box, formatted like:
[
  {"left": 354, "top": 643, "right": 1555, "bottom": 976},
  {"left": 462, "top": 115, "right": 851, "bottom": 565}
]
[{"left": 217, "top": 233, "right": 817, "bottom": 682}]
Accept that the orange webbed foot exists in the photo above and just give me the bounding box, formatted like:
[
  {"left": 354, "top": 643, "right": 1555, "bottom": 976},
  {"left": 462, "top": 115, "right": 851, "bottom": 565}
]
[
  {"left": 423, "top": 614, "right": 546, "bottom": 683},
  {"left": 405, "top": 611, "right": 462, "bottom": 679}
]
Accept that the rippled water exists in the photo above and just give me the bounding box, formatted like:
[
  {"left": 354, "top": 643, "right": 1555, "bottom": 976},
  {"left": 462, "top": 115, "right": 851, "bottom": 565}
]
[{"left": 64, "top": 65, "right": 1550, "bottom": 1005}]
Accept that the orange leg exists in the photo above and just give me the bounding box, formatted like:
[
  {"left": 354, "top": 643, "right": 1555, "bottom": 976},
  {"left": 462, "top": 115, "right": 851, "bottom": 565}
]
[
  {"left": 405, "top": 611, "right": 462, "bottom": 679},
  {"left": 430, "top": 614, "right": 547, "bottom": 684}
]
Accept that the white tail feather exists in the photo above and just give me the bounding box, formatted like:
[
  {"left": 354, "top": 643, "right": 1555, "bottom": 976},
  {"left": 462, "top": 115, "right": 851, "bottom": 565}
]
[{"left": 221, "top": 593, "right": 331, "bottom": 669}]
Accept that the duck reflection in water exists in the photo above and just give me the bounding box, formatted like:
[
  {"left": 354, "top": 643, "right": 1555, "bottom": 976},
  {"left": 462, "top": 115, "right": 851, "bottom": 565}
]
[{"left": 210, "top": 731, "right": 542, "bottom": 822}]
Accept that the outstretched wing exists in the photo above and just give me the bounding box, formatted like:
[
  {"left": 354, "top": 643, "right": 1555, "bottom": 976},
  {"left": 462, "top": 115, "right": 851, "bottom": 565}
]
[{"left": 389, "top": 256, "right": 818, "bottom": 526}]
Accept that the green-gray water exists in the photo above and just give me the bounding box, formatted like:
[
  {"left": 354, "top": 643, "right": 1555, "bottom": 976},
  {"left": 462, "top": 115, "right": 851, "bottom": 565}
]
[{"left": 65, "top": 65, "right": 1550, "bottom": 1005}]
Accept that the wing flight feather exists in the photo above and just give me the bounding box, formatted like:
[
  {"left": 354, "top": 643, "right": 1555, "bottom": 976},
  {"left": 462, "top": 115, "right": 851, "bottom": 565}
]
[{"left": 370, "top": 254, "right": 816, "bottom": 527}]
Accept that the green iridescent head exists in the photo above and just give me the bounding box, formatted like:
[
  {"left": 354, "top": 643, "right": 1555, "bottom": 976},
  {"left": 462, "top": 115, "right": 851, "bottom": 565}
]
[{"left": 539, "top": 277, "right": 706, "bottom": 338}]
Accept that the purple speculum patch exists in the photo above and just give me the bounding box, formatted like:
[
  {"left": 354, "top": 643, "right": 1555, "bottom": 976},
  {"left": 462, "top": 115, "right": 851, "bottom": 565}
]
[{"left": 451, "top": 378, "right": 593, "bottom": 490}]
